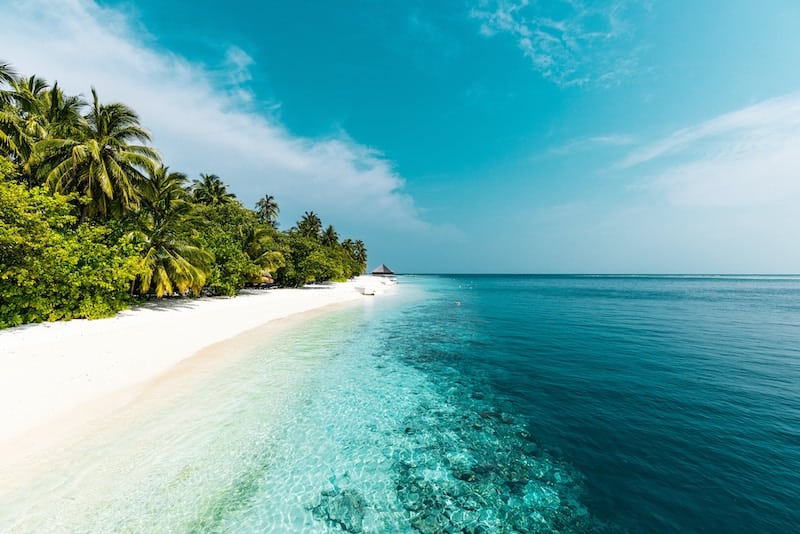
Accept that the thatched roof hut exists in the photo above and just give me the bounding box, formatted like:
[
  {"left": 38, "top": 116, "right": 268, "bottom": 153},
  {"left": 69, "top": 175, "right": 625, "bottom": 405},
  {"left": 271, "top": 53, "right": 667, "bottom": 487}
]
[{"left": 371, "top": 264, "right": 395, "bottom": 275}]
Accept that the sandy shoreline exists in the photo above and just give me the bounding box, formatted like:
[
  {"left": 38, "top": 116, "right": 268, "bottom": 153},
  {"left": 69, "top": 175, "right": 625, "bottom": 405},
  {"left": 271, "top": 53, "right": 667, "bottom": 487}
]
[{"left": 0, "top": 276, "right": 392, "bottom": 449}]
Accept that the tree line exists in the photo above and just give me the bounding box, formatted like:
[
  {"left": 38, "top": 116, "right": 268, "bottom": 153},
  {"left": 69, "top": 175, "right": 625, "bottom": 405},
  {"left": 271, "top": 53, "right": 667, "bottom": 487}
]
[{"left": 0, "top": 61, "right": 367, "bottom": 328}]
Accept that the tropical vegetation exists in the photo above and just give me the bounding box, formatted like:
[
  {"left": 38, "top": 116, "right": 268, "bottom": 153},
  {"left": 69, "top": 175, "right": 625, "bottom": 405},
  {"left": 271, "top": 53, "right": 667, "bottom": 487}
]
[{"left": 0, "top": 61, "right": 367, "bottom": 328}]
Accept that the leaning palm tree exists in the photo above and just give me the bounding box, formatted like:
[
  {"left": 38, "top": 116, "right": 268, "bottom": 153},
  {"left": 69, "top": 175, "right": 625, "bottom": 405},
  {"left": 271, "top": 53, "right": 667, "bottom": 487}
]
[
  {"left": 191, "top": 173, "right": 236, "bottom": 206},
  {"left": 31, "top": 88, "right": 160, "bottom": 220},
  {"left": 255, "top": 194, "right": 279, "bottom": 227},
  {"left": 321, "top": 224, "right": 339, "bottom": 247}
]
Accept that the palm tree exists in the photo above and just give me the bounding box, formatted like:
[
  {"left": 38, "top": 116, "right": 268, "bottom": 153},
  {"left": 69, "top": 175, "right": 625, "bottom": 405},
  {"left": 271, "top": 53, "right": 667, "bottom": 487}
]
[
  {"left": 191, "top": 173, "right": 236, "bottom": 206},
  {"left": 39, "top": 83, "right": 86, "bottom": 140},
  {"left": 130, "top": 167, "right": 211, "bottom": 297},
  {"left": 0, "top": 107, "right": 20, "bottom": 163},
  {"left": 20, "top": 83, "right": 87, "bottom": 186},
  {"left": 321, "top": 224, "right": 339, "bottom": 247},
  {"left": 131, "top": 204, "right": 212, "bottom": 297},
  {"left": 31, "top": 88, "right": 160, "bottom": 220},
  {"left": 296, "top": 210, "right": 322, "bottom": 240},
  {"left": 0, "top": 73, "right": 40, "bottom": 164},
  {"left": 0, "top": 61, "right": 16, "bottom": 89},
  {"left": 0, "top": 61, "right": 19, "bottom": 111},
  {"left": 242, "top": 225, "right": 286, "bottom": 276},
  {"left": 6, "top": 76, "right": 51, "bottom": 163},
  {"left": 255, "top": 194, "right": 279, "bottom": 227},
  {"left": 139, "top": 165, "right": 188, "bottom": 215},
  {"left": 354, "top": 240, "right": 367, "bottom": 271},
  {"left": 0, "top": 70, "right": 87, "bottom": 186}
]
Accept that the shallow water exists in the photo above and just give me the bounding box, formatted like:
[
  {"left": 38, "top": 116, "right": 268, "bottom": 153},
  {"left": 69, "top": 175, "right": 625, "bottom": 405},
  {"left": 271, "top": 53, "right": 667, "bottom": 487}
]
[{"left": 2, "top": 275, "right": 799, "bottom": 532}]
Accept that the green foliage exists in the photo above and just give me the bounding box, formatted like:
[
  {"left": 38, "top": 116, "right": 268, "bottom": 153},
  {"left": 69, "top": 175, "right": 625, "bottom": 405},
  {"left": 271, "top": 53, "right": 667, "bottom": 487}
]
[
  {"left": 127, "top": 166, "right": 210, "bottom": 297},
  {"left": 0, "top": 60, "right": 370, "bottom": 327},
  {"left": 0, "top": 155, "right": 15, "bottom": 180},
  {"left": 191, "top": 173, "right": 236, "bottom": 206},
  {"left": 191, "top": 202, "right": 260, "bottom": 296},
  {"left": 30, "top": 88, "right": 160, "bottom": 220},
  {"left": 321, "top": 224, "right": 339, "bottom": 247},
  {"left": 295, "top": 211, "right": 322, "bottom": 241},
  {"left": 242, "top": 224, "right": 286, "bottom": 276},
  {"left": 0, "top": 181, "right": 140, "bottom": 327},
  {"left": 275, "top": 232, "right": 359, "bottom": 286},
  {"left": 255, "top": 194, "right": 279, "bottom": 227}
]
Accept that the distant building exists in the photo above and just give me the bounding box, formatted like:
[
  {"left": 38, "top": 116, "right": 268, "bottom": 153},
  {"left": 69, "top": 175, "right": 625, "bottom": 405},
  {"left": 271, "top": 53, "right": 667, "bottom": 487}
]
[{"left": 371, "top": 264, "right": 395, "bottom": 275}]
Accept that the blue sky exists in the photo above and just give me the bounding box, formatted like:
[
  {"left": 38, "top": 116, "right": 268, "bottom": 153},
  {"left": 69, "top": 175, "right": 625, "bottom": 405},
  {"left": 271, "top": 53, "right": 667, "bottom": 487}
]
[{"left": 3, "top": 0, "right": 800, "bottom": 272}]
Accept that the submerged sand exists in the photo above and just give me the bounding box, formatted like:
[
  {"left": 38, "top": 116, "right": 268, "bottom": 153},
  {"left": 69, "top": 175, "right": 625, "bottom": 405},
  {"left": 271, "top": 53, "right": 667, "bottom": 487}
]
[{"left": 0, "top": 277, "right": 392, "bottom": 449}]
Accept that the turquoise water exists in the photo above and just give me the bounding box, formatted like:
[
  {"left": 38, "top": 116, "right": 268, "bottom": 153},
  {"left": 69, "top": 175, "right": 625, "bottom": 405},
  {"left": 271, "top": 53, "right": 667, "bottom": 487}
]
[{"left": 3, "top": 275, "right": 800, "bottom": 532}]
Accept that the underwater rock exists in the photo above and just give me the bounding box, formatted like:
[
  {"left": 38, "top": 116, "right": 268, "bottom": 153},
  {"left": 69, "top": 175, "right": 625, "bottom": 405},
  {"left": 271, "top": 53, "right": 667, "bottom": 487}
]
[
  {"left": 309, "top": 488, "right": 367, "bottom": 533},
  {"left": 454, "top": 469, "right": 477, "bottom": 482},
  {"left": 384, "top": 345, "right": 615, "bottom": 532},
  {"left": 410, "top": 511, "right": 449, "bottom": 533},
  {"left": 523, "top": 480, "right": 560, "bottom": 510}
]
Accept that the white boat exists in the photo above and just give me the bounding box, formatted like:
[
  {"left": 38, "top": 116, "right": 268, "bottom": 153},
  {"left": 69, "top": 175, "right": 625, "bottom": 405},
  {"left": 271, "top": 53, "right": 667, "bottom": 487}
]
[{"left": 355, "top": 285, "right": 376, "bottom": 296}]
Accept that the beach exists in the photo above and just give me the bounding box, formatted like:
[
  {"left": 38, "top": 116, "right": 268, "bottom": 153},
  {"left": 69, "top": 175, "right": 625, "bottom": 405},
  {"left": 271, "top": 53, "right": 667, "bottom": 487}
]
[{"left": 0, "top": 277, "right": 392, "bottom": 453}]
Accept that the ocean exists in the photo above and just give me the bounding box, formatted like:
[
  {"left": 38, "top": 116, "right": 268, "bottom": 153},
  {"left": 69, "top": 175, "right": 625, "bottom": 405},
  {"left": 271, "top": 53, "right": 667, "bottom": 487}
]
[{"left": 3, "top": 275, "right": 799, "bottom": 532}]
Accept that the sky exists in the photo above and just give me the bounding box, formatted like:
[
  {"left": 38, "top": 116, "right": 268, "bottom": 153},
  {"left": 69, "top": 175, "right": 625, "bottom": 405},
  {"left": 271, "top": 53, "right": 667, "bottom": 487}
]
[{"left": 3, "top": 0, "right": 800, "bottom": 273}]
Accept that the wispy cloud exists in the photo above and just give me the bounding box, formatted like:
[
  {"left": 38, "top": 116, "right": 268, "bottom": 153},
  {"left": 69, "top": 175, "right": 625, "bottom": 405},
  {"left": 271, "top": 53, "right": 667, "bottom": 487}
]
[
  {"left": 0, "top": 0, "right": 429, "bottom": 238},
  {"left": 222, "top": 46, "right": 256, "bottom": 103},
  {"left": 549, "top": 134, "right": 635, "bottom": 156},
  {"left": 621, "top": 94, "right": 800, "bottom": 207},
  {"left": 470, "top": 0, "right": 648, "bottom": 88}
]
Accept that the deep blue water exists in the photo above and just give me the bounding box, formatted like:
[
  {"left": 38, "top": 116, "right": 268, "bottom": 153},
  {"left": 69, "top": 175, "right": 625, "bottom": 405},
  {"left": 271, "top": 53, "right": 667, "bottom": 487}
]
[{"left": 397, "top": 274, "right": 800, "bottom": 532}]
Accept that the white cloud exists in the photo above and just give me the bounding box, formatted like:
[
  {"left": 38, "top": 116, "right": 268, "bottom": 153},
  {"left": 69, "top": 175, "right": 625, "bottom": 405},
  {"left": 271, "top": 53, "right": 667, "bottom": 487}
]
[
  {"left": 470, "top": 0, "right": 647, "bottom": 88},
  {"left": 0, "top": 0, "right": 429, "bottom": 237},
  {"left": 622, "top": 94, "right": 800, "bottom": 207}
]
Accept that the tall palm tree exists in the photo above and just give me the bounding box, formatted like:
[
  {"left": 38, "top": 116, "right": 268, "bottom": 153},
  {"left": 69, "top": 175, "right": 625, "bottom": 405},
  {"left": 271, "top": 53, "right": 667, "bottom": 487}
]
[
  {"left": 296, "top": 210, "right": 322, "bottom": 240},
  {"left": 191, "top": 173, "right": 236, "bottom": 206},
  {"left": 130, "top": 167, "right": 211, "bottom": 297},
  {"left": 255, "top": 194, "right": 279, "bottom": 227},
  {"left": 32, "top": 88, "right": 159, "bottom": 220},
  {"left": 321, "top": 224, "right": 339, "bottom": 247}
]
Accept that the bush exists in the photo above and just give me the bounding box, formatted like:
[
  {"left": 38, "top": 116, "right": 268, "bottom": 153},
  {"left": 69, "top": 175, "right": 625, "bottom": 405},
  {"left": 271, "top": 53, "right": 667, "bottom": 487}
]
[{"left": 0, "top": 182, "right": 140, "bottom": 327}]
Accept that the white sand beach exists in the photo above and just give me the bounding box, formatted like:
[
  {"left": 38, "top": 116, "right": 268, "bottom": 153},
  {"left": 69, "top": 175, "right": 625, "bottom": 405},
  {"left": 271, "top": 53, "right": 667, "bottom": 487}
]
[{"left": 0, "top": 276, "right": 394, "bottom": 451}]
